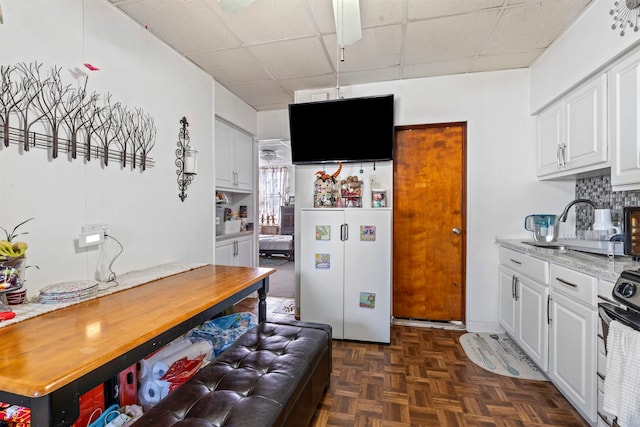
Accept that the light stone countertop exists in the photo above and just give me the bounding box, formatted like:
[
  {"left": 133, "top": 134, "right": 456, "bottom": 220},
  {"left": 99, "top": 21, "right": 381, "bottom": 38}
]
[
  {"left": 496, "top": 238, "right": 640, "bottom": 283},
  {"left": 215, "top": 231, "right": 254, "bottom": 242}
]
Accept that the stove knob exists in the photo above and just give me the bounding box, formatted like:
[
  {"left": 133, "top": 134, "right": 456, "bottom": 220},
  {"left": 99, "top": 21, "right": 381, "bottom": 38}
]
[{"left": 617, "top": 281, "right": 637, "bottom": 298}]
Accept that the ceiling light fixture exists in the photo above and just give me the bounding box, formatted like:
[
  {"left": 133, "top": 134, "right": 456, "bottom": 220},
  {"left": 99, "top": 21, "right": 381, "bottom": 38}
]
[
  {"left": 332, "top": 0, "right": 361, "bottom": 99},
  {"left": 332, "top": 0, "right": 362, "bottom": 46},
  {"left": 260, "top": 149, "right": 277, "bottom": 162},
  {"left": 218, "top": 0, "right": 256, "bottom": 13},
  {"left": 611, "top": 0, "right": 640, "bottom": 36}
]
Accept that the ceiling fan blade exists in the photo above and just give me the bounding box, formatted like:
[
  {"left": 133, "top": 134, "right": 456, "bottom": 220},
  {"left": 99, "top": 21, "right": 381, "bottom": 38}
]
[
  {"left": 332, "top": 0, "right": 362, "bottom": 46},
  {"left": 218, "top": 0, "right": 256, "bottom": 13}
]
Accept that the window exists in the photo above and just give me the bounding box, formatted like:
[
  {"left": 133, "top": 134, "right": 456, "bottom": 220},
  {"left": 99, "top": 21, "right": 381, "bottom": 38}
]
[{"left": 258, "top": 166, "right": 289, "bottom": 225}]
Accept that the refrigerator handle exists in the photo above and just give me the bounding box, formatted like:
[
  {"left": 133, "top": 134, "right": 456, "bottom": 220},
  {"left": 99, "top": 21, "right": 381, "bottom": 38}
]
[{"left": 342, "top": 223, "right": 348, "bottom": 241}]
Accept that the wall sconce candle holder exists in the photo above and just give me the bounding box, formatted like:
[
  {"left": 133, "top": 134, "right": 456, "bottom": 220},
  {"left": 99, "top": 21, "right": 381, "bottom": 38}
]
[{"left": 176, "top": 117, "right": 198, "bottom": 202}]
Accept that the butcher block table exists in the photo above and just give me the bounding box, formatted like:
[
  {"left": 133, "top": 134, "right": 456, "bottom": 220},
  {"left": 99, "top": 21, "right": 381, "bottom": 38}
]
[{"left": 0, "top": 264, "right": 274, "bottom": 427}]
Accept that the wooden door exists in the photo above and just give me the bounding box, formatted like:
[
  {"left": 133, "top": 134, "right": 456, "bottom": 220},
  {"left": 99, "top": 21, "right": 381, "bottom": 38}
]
[{"left": 393, "top": 123, "right": 466, "bottom": 322}]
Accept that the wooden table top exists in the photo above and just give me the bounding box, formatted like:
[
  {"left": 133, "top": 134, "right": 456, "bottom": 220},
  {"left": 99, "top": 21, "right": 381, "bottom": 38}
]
[{"left": 0, "top": 264, "right": 274, "bottom": 398}]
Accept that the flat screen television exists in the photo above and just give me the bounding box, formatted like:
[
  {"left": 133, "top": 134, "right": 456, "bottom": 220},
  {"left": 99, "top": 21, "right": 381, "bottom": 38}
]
[{"left": 288, "top": 94, "right": 394, "bottom": 165}]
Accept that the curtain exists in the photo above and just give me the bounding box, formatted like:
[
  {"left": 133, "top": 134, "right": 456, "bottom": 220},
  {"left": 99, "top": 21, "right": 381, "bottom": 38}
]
[{"left": 259, "top": 166, "right": 289, "bottom": 225}]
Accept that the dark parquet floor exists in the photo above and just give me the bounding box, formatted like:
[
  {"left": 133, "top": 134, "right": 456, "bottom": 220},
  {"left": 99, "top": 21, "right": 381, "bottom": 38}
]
[{"left": 235, "top": 296, "right": 590, "bottom": 427}]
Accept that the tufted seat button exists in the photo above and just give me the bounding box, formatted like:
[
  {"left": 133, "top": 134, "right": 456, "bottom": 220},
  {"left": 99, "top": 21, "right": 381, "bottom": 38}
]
[{"left": 131, "top": 320, "right": 332, "bottom": 427}]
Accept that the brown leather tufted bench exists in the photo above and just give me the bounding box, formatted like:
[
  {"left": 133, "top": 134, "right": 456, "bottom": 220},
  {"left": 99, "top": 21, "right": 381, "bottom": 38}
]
[{"left": 131, "top": 319, "right": 332, "bottom": 427}]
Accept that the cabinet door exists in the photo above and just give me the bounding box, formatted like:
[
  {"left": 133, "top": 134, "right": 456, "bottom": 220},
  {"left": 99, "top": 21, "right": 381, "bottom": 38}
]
[
  {"left": 549, "top": 291, "right": 597, "bottom": 423},
  {"left": 215, "top": 239, "right": 235, "bottom": 266},
  {"left": 517, "top": 275, "right": 549, "bottom": 371},
  {"left": 234, "top": 130, "right": 253, "bottom": 191},
  {"left": 498, "top": 265, "right": 517, "bottom": 337},
  {"left": 537, "top": 75, "right": 608, "bottom": 178},
  {"left": 235, "top": 236, "right": 253, "bottom": 267},
  {"left": 536, "top": 102, "right": 563, "bottom": 176},
  {"left": 610, "top": 49, "right": 640, "bottom": 189},
  {"left": 215, "top": 120, "right": 234, "bottom": 189},
  {"left": 564, "top": 74, "right": 608, "bottom": 171},
  {"left": 300, "top": 209, "right": 345, "bottom": 339},
  {"left": 280, "top": 206, "right": 295, "bottom": 235},
  {"left": 343, "top": 209, "right": 391, "bottom": 343}
]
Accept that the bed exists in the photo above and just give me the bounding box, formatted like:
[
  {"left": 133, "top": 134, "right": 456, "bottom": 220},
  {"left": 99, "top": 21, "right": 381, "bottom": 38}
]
[{"left": 259, "top": 234, "right": 294, "bottom": 260}]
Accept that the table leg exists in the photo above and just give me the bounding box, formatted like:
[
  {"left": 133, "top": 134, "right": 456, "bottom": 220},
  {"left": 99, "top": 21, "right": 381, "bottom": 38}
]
[{"left": 258, "top": 277, "right": 269, "bottom": 322}]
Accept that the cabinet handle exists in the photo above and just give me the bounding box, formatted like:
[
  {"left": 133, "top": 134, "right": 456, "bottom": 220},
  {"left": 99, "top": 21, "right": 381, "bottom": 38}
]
[
  {"left": 511, "top": 275, "right": 516, "bottom": 299},
  {"left": 547, "top": 295, "right": 552, "bottom": 324},
  {"left": 561, "top": 143, "right": 567, "bottom": 168},
  {"left": 555, "top": 277, "right": 578, "bottom": 288},
  {"left": 557, "top": 143, "right": 562, "bottom": 168},
  {"left": 509, "top": 258, "right": 522, "bottom": 265},
  {"left": 514, "top": 276, "right": 519, "bottom": 301}
]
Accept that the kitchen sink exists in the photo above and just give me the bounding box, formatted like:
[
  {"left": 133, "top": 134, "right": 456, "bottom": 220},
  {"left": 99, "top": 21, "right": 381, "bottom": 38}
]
[
  {"left": 521, "top": 239, "right": 624, "bottom": 256},
  {"left": 521, "top": 241, "right": 568, "bottom": 250},
  {"left": 557, "top": 238, "right": 625, "bottom": 256}
]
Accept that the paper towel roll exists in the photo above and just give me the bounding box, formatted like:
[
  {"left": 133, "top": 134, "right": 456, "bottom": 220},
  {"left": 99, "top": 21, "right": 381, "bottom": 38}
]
[
  {"left": 153, "top": 340, "right": 213, "bottom": 379},
  {"left": 138, "top": 337, "right": 193, "bottom": 380},
  {"left": 137, "top": 378, "right": 170, "bottom": 409}
]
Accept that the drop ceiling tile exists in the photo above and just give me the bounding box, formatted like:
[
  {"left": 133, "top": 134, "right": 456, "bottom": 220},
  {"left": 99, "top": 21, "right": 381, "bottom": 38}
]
[
  {"left": 482, "top": 0, "right": 591, "bottom": 54},
  {"left": 308, "top": 0, "right": 337, "bottom": 34},
  {"left": 227, "top": 81, "right": 294, "bottom": 108},
  {"left": 407, "top": 0, "right": 504, "bottom": 20},
  {"left": 322, "top": 25, "right": 403, "bottom": 72},
  {"left": 402, "top": 58, "right": 475, "bottom": 79},
  {"left": 337, "top": 66, "right": 402, "bottom": 85},
  {"left": 404, "top": 10, "right": 500, "bottom": 65},
  {"left": 116, "top": 0, "right": 241, "bottom": 54},
  {"left": 471, "top": 50, "right": 542, "bottom": 73},
  {"left": 212, "top": 0, "right": 319, "bottom": 45},
  {"left": 188, "top": 48, "right": 273, "bottom": 85},
  {"left": 279, "top": 74, "right": 338, "bottom": 92},
  {"left": 360, "top": 0, "right": 407, "bottom": 27},
  {"left": 248, "top": 37, "right": 334, "bottom": 80}
]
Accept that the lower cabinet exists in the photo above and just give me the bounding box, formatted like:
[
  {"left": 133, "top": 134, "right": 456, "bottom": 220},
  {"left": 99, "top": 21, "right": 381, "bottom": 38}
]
[
  {"left": 498, "top": 246, "right": 600, "bottom": 426},
  {"left": 215, "top": 235, "right": 253, "bottom": 267},
  {"left": 498, "top": 264, "right": 549, "bottom": 371},
  {"left": 548, "top": 264, "right": 598, "bottom": 425}
]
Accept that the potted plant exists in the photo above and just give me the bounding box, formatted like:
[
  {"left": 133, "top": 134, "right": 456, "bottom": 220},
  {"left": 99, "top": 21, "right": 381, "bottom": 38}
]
[{"left": 0, "top": 218, "right": 34, "bottom": 289}]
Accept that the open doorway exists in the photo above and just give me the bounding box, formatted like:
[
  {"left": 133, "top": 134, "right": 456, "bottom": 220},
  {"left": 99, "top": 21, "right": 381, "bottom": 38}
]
[{"left": 258, "top": 140, "right": 296, "bottom": 311}]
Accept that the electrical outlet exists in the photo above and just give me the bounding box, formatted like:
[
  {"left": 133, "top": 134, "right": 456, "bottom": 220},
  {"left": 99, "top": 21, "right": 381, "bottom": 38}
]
[{"left": 83, "top": 223, "right": 108, "bottom": 233}]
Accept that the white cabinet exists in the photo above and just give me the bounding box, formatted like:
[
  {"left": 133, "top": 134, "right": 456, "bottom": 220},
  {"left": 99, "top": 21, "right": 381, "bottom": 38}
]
[
  {"left": 300, "top": 208, "right": 391, "bottom": 343},
  {"left": 215, "top": 235, "right": 253, "bottom": 267},
  {"left": 610, "top": 48, "right": 640, "bottom": 190},
  {"left": 498, "top": 247, "right": 549, "bottom": 371},
  {"left": 215, "top": 119, "right": 254, "bottom": 192},
  {"left": 536, "top": 74, "right": 608, "bottom": 178},
  {"left": 548, "top": 264, "right": 597, "bottom": 424}
]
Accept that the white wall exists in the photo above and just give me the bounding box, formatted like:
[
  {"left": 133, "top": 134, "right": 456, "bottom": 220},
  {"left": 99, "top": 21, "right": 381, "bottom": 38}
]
[
  {"left": 530, "top": 0, "right": 640, "bottom": 112},
  {"left": 0, "top": 0, "right": 217, "bottom": 293},
  {"left": 294, "top": 70, "right": 575, "bottom": 332}
]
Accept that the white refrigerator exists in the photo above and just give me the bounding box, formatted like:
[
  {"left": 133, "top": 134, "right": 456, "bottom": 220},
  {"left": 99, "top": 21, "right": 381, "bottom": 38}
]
[{"left": 300, "top": 208, "right": 391, "bottom": 343}]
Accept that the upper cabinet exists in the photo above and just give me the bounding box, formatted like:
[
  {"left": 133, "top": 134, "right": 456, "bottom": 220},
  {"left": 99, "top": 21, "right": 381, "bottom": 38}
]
[
  {"left": 610, "top": 48, "right": 640, "bottom": 190},
  {"left": 215, "top": 118, "right": 254, "bottom": 192},
  {"left": 536, "top": 74, "right": 608, "bottom": 179}
]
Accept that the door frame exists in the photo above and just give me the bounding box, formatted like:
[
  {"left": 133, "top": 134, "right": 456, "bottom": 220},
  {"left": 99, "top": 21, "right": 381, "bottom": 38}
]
[{"left": 393, "top": 122, "right": 467, "bottom": 323}]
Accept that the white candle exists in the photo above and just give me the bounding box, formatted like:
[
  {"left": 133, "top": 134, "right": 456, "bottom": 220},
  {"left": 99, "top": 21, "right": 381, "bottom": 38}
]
[{"left": 184, "top": 149, "right": 198, "bottom": 175}]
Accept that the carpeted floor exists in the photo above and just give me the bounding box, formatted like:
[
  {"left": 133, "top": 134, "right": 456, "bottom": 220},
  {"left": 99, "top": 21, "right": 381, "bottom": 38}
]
[
  {"left": 259, "top": 256, "right": 295, "bottom": 298},
  {"left": 259, "top": 257, "right": 289, "bottom": 267}
]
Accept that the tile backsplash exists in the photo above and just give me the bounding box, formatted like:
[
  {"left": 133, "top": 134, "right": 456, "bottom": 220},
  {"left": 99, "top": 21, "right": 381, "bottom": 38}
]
[{"left": 575, "top": 174, "right": 640, "bottom": 230}]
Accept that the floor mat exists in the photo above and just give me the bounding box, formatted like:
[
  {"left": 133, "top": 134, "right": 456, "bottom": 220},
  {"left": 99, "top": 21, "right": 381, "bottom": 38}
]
[
  {"left": 459, "top": 332, "right": 547, "bottom": 381},
  {"left": 273, "top": 298, "right": 295, "bottom": 314},
  {"left": 259, "top": 257, "right": 289, "bottom": 267}
]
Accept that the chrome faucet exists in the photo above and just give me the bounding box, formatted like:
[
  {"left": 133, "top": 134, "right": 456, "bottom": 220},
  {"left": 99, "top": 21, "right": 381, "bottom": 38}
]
[{"left": 558, "top": 199, "right": 598, "bottom": 222}]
